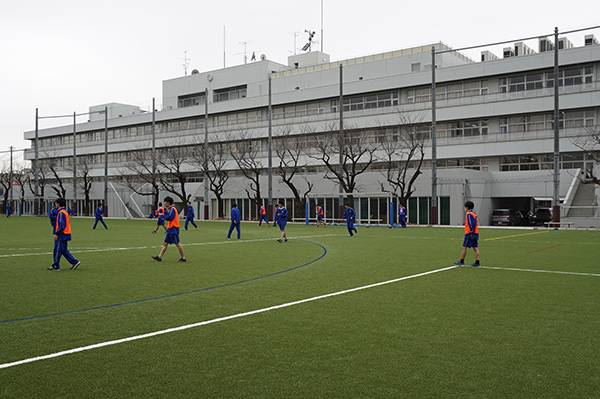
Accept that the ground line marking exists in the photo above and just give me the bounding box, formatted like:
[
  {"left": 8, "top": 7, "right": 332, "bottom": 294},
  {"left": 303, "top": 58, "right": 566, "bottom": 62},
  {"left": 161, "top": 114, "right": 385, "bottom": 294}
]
[
  {"left": 0, "top": 265, "right": 457, "bottom": 369},
  {"left": 484, "top": 231, "right": 549, "bottom": 241},
  {"left": 480, "top": 265, "right": 600, "bottom": 277}
]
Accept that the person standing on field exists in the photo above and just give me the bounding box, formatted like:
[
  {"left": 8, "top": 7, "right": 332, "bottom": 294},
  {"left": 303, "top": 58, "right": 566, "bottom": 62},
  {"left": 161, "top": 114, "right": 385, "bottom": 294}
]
[
  {"left": 93, "top": 203, "right": 108, "bottom": 229},
  {"left": 185, "top": 201, "right": 198, "bottom": 231},
  {"left": 258, "top": 205, "right": 269, "bottom": 227},
  {"left": 227, "top": 203, "right": 241, "bottom": 239},
  {"left": 454, "top": 201, "right": 480, "bottom": 267},
  {"left": 47, "top": 198, "right": 80, "bottom": 271},
  {"left": 398, "top": 203, "right": 407, "bottom": 228},
  {"left": 153, "top": 202, "right": 167, "bottom": 234},
  {"left": 342, "top": 203, "right": 358, "bottom": 237},
  {"left": 152, "top": 196, "right": 186, "bottom": 262},
  {"left": 316, "top": 205, "right": 327, "bottom": 227},
  {"left": 276, "top": 201, "right": 288, "bottom": 243}
]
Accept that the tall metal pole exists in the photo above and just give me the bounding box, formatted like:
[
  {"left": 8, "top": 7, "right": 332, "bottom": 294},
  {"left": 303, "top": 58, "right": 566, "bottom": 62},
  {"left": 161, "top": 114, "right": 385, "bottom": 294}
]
[
  {"left": 72, "top": 112, "right": 77, "bottom": 211},
  {"left": 152, "top": 98, "right": 157, "bottom": 208},
  {"left": 552, "top": 26, "right": 561, "bottom": 225},
  {"left": 320, "top": 0, "right": 324, "bottom": 53},
  {"left": 431, "top": 47, "right": 438, "bottom": 225},
  {"left": 9, "top": 146, "right": 13, "bottom": 205},
  {"left": 268, "top": 75, "right": 273, "bottom": 220},
  {"left": 338, "top": 64, "right": 344, "bottom": 218},
  {"left": 204, "top": 88, "right": 210, "bottom": 220},
  {"left": 34, "top": 108, "right": 39, "bottom": 214},
  {"left": 103, "top": 106, "right": 108, "bottom": 215}
]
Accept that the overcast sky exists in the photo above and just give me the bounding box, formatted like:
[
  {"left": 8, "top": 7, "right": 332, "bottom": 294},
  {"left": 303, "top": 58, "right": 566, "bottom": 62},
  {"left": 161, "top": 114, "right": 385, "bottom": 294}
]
[{"left": 1, "top": 0, "right": 599, "bottom": 165}]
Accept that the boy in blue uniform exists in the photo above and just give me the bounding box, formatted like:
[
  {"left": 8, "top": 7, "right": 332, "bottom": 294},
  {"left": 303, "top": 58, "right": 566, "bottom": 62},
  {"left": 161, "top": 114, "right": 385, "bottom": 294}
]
[
  {"left": 276, "top": 201, "right": 288, "bottom": 243},
  {"left": 93, "top": 203, "right": 108, "bottom": 229},
  {"left": 152, "top": 196, "right": 186, "bottom": 262},
  {"left": 454, "top": 201, "right": 481, "bottom": 267},
  {"left": 47, "top": 198, "right": 80, "bottom": 271},
  {"left": 153, "top": 203, "right": 167, "bottom": 234},
  {"left": 185, "top": 201, "right": 198, "bottom": 230},
  {"left": 6, "top": 203, "right": 11, "bottom": 217},
  {"left": 227, "top": 203, "right": 241, "bottom": 239},
  {"left": 398, "top": 203, "right": 407, "bottom": 228},
  {"left": 342, "top": 203, "right": 358, "bottom": 237}
]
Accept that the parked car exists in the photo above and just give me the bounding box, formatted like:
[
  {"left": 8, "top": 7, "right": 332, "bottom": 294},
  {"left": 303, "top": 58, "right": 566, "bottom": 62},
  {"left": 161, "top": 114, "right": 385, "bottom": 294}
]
[
  {"left": 491, "top": 209, "right": 524, "bottom": 226},
  {"left": 534, "top": 208, "right": 553, "bottom": 225}
]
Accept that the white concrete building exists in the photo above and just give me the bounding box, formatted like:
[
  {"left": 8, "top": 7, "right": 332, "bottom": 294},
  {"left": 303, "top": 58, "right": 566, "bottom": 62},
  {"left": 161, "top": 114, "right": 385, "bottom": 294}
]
[{"left": 23, "top": 36, "right": 600, "bottom": 226}]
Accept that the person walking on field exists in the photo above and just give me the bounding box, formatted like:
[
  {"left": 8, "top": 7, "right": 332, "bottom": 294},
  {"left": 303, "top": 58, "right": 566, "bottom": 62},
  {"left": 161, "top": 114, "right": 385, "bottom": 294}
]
[
  {"left": 47, "top": 198, "right": 80, "bottom": 271},
  {"left": 184, "top": 201, "right": 198, "bottom": 231},
  {"left": 152, "top": 196, "right": 186, "bottom": 262},
  {"left": 227, "top": 203, "right": 241, "bottom": 239},
  {"left": 93, "top": 203, "right": 108, "bottom": 229},
  {"left": 152, "top": 202, "right": 167, "bottom": 234},
  {"left": 316, "top": 205, "right": 327, "bottom": 227},
  {"left": 454, "top": 201, "right": 480, "bottom": 267},
  {"left": 258, "top": 205, "right": 269, "bottom": 227},
  {"left": 342, "top": 203, "right": 358, "bottom": 237}
]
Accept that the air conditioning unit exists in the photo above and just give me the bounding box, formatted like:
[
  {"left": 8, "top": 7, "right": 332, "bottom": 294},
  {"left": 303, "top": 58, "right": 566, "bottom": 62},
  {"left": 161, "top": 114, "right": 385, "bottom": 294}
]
[
  {"left": 539, "top": 37, "right": 554, "bottom": 52},
  {"left": 503, "top": 47, "right": 514, "bottom": 58},
  {"left": 514, "top": 42, "right": 535, "bottom": 56},
  {"left": 585, "top": 34, "right": 599, "bottom": 46},
  {"left": 481, "top": 50, "right": 499, "bottom": 62},
  {"left": 557, "top": 37, "right": 574, "bottom": 50}
]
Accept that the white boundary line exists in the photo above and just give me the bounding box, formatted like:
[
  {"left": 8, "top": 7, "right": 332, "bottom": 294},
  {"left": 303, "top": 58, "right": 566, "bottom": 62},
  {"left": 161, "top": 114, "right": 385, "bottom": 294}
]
[
  {"left": 480, "top": 266, "right": 600, "bottom": 277},
  {"left": 0, "top": 265, "right": 457, "bottom": 369},
  {"left": 0, "top": 234, "right": 340, "bottom": 258}
]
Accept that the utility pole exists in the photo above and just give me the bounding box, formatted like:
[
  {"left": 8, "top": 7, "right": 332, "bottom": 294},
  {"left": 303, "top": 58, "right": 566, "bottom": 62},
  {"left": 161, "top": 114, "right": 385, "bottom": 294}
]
[
  {"left": 204, "top": 89, "right": 209, "bottom": 220},
  {"left": 431, "top": 47, "right": 438, "bottom": 225},
  {"left": 103, "top": 106, "right": 108, "bottom": 216},
  {"left": 268, "top": 75, "right": 273, "bottom": 219},
  {"left": 72, "top": 112, "right": 77, "bottom": 212},
  {"left": 34, "top": 108, "right": 39, "bottom": 214},
  {"left": 552, "top": 26, "right": 561, "bottom": 226},
  {"left": 338, "top": 64, "right": 344, "bottom": 218}
]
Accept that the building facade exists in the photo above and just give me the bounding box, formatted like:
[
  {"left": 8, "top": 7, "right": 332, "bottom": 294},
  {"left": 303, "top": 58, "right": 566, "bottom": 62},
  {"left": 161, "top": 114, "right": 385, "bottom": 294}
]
[{"left": 23, "top": 36, "right": 600, "bottom": 226}]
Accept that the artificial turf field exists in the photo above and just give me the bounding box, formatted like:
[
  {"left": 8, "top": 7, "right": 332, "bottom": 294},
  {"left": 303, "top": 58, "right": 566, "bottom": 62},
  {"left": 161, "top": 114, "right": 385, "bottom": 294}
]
[{"left": 0, "top": 217, "right": 598, "bottom": 398}]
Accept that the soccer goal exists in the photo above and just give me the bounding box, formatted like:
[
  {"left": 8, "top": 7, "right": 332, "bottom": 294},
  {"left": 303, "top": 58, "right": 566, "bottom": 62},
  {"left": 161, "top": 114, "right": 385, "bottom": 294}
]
[{"left": 305, "top": 192, "right": 398, "bottom": 227}]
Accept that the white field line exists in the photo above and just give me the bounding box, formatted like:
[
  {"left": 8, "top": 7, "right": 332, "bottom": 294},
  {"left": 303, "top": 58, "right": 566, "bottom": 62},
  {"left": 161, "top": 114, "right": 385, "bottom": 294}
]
[
  {"left": 0, "top": 265, "right": 457, "bottom": 369},
  {"left": 480, "top": 265, "right": 600, "bottom": 277},
  {"left": 0, "top": 234, "right": 340, "bottom": 258}
]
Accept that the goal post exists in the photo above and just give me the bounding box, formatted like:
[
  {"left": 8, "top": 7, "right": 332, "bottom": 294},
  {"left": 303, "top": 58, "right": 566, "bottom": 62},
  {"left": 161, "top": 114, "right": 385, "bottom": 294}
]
[{"left": 305, "top": 192, "right": 397, "bottom": 227}]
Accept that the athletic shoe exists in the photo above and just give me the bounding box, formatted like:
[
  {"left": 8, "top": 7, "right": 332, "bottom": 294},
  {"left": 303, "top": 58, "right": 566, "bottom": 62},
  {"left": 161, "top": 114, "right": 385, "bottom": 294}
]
[
  {"left": 70, "top": 261, "right": 81, "bottom": 270},
  {"left": 225, "top": 237, "right": 231, "bottom": 240},
  {"left": 151, "top": 256, "right": 162, "bottom": 262},
  {"left": 470, "top": 262, "right": 480, "bottom": 267},
  {"left": 152, "top": 231, "right": 156, "bottom": 234},
  {"left": 46, "top": 267, "right": 60, "bottom": 271},
  {"left": 277, "top": 239, "right": 282, "bottom": 243},
  {"left": 454, "top": 261, "right": 464, "bottom": 266},
  {"left": 284, "top": 239, "right": 288, "bottom": 242},
  {"left": 177, "top": 258, "right": 187, "bottom": 262}
]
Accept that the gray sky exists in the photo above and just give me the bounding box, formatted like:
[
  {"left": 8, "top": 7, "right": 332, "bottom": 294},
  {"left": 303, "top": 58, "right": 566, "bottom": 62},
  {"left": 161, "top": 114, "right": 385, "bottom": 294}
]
[{"left": 1, "top": 0, "right": 598, "bottom": 165}]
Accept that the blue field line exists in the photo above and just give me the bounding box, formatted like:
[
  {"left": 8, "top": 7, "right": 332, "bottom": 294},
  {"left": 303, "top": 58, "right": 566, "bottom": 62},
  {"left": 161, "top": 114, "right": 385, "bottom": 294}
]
[{"left": 1, "top": 239, "right": 327, "bottom": 325}]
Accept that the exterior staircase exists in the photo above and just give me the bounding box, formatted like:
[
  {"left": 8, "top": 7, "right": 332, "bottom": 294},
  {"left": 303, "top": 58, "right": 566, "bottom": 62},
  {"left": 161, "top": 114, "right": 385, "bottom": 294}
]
[{"left": 567, "top": 183, "right": 596, "bottom": 217}]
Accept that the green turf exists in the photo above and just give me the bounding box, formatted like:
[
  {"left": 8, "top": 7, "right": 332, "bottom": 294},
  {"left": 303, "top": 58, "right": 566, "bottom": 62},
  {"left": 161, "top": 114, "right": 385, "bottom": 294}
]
[{"left": 1, "top": 217, "right": 599, "bottom": 398}]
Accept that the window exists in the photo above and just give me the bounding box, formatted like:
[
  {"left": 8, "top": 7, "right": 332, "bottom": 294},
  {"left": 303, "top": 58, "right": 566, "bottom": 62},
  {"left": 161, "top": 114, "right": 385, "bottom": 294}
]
[
  {"left": 177, "top": 92, "right": 206, "bottom": 108},
  {"left": 213, "top": 85, "right": 247, "bottom": 103}
]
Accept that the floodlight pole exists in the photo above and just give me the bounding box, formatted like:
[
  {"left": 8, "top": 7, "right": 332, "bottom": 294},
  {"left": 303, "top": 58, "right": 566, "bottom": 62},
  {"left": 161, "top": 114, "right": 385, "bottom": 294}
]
[
  {"left": 151, "top": 98, "right": 157, "bottom": 209},
  {"left": 9, "top": 146, "right": 13, "bottom": 205},
  {"left": 268, "top": 75, "right": 273, "bottom": 220},
  {"left": 430, "top": 47, "right": 438, "bottom": 225},
  {"left": 72, "top": 112, "right": 77, "bottom": 212},
  {"left": 204, "top": 88, "right": 210, "bottom": 220},
  {"left": 103, "top": 106, "right": 108, "bottom": 216},
  {"left": 34, "top": 108, "right": 39, "bottom": 214},
  {"left": 552, "top": 27, "right": 561, "bottom": 226},
  {"left": 338, "top": 64, "right": 344, "bottom": 219}
]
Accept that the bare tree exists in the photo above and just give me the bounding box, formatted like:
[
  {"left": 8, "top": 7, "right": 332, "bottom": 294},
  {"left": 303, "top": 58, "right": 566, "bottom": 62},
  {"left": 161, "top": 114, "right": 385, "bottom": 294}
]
[
  {"left": 26, "top": 161, "right": 50, "bottom": 214},
  {"left": 156, "top": 138, "right": 193, "bottom": 206},
  {"left": 572, "top": 126, "right": 600, "bottom": 185},
  {"left": 191, "top": 141, "right": 229, "bottom": 218},
  {"left": 229, "top": 128, "right": 263, "bottom": 217},
  {"left": 67, "top": 156, "right": 94, "bottom": 215},
  {"left": 0, "top": 162, "right": 11, "bottom": 213},
  {"left": 274, "top": 125, "right": 314, "bottom": 218},
  {"left": 12, "top": 164, "right": 27, "bottom": 215},
  {"left": 43, "top": 153, "right": 68, "bottom": 199},
  {"left": 309, "top": 122, "right": 379, "bottom": 209},
  {"left": 120, "top": 147, "right": 161, "bottom": 211},
  {"left": 378, "top": 111, "right": 427, "bottom": 207}
]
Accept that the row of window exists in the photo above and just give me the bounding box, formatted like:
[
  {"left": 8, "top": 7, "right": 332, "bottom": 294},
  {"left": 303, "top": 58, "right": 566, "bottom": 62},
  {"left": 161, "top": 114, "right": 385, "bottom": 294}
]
[
  {"left": 331, "top": 92, "right": 400, "bottom": 112},
  {"left": 499, "top": 109, "right": 595, "bottom": 133},
  {"left": 407, "top": 80, "right": 489, "bottom": 103},
  {"left": 499, "top": 66, "right": 594, "bottom": 92},
  {"left": 499, "top": 152, "right": 594, "bottom": 171}
]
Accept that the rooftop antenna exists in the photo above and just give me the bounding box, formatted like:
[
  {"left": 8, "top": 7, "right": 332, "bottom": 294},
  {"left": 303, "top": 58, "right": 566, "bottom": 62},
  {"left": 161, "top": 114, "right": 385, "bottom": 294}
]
[
  {"left": 292, "top": 31, "right": 300, "bottom": 55},
  {"left": 239, "top": 41, "right": 251, "bottom": 64},
  {"left": 183, "top": 50, "right": 190, "bottom": 75},
  {"left": 302, "top": 30, "right": 316, "bottom": 52},
  {"left": 320, "top": 0, "right": 324, "bottom": 52}
]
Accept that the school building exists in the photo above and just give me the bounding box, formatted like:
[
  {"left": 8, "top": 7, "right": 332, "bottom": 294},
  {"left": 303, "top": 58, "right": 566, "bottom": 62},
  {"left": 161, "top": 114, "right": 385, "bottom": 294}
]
[{"left": 23, "top": 32, "right": 600, "bottom": 226}]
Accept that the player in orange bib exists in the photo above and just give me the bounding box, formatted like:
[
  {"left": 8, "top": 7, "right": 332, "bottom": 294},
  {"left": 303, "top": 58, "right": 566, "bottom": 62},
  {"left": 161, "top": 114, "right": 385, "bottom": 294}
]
[
  {"left": 152, "top": 196, "right": 186, "bottom": 262},
  {"left": 47, "top": 197, "right": 80, "bottom": 271},
  {"left": 454, "top": 201, "right": 480, "bottom": 267}
]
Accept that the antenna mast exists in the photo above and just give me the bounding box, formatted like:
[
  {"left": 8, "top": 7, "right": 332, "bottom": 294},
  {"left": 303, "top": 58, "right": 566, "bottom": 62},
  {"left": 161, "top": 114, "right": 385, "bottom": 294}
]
[{"left": 183, "top": 50, "right": 190, "bottom": 75}]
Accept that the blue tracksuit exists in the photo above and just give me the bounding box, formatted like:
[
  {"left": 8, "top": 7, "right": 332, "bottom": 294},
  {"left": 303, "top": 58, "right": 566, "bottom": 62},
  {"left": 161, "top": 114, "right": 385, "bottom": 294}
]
[
  {"left": 276, "top": 206, "right": 288, "bottom": 231},
  {"left": 228, "top": 207, "right": 241, "bottom": 239},
  {"left": 93, "top": 207, "right": 108, "bottom": 229},
  {"left": 49, "top": 207, "right": 59, "bottom": 264},
  {"left": 343, "top": 207, "right": 358, "bottom": 236},
  {"left": 398, "top": 205, "right": 407, "bottom": 228},
  {"left": 185, "top": 205, "right": 197, "bottom": 230},
  {"left": 52, "top": 208, "right": 79, "bottom": 269}
]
